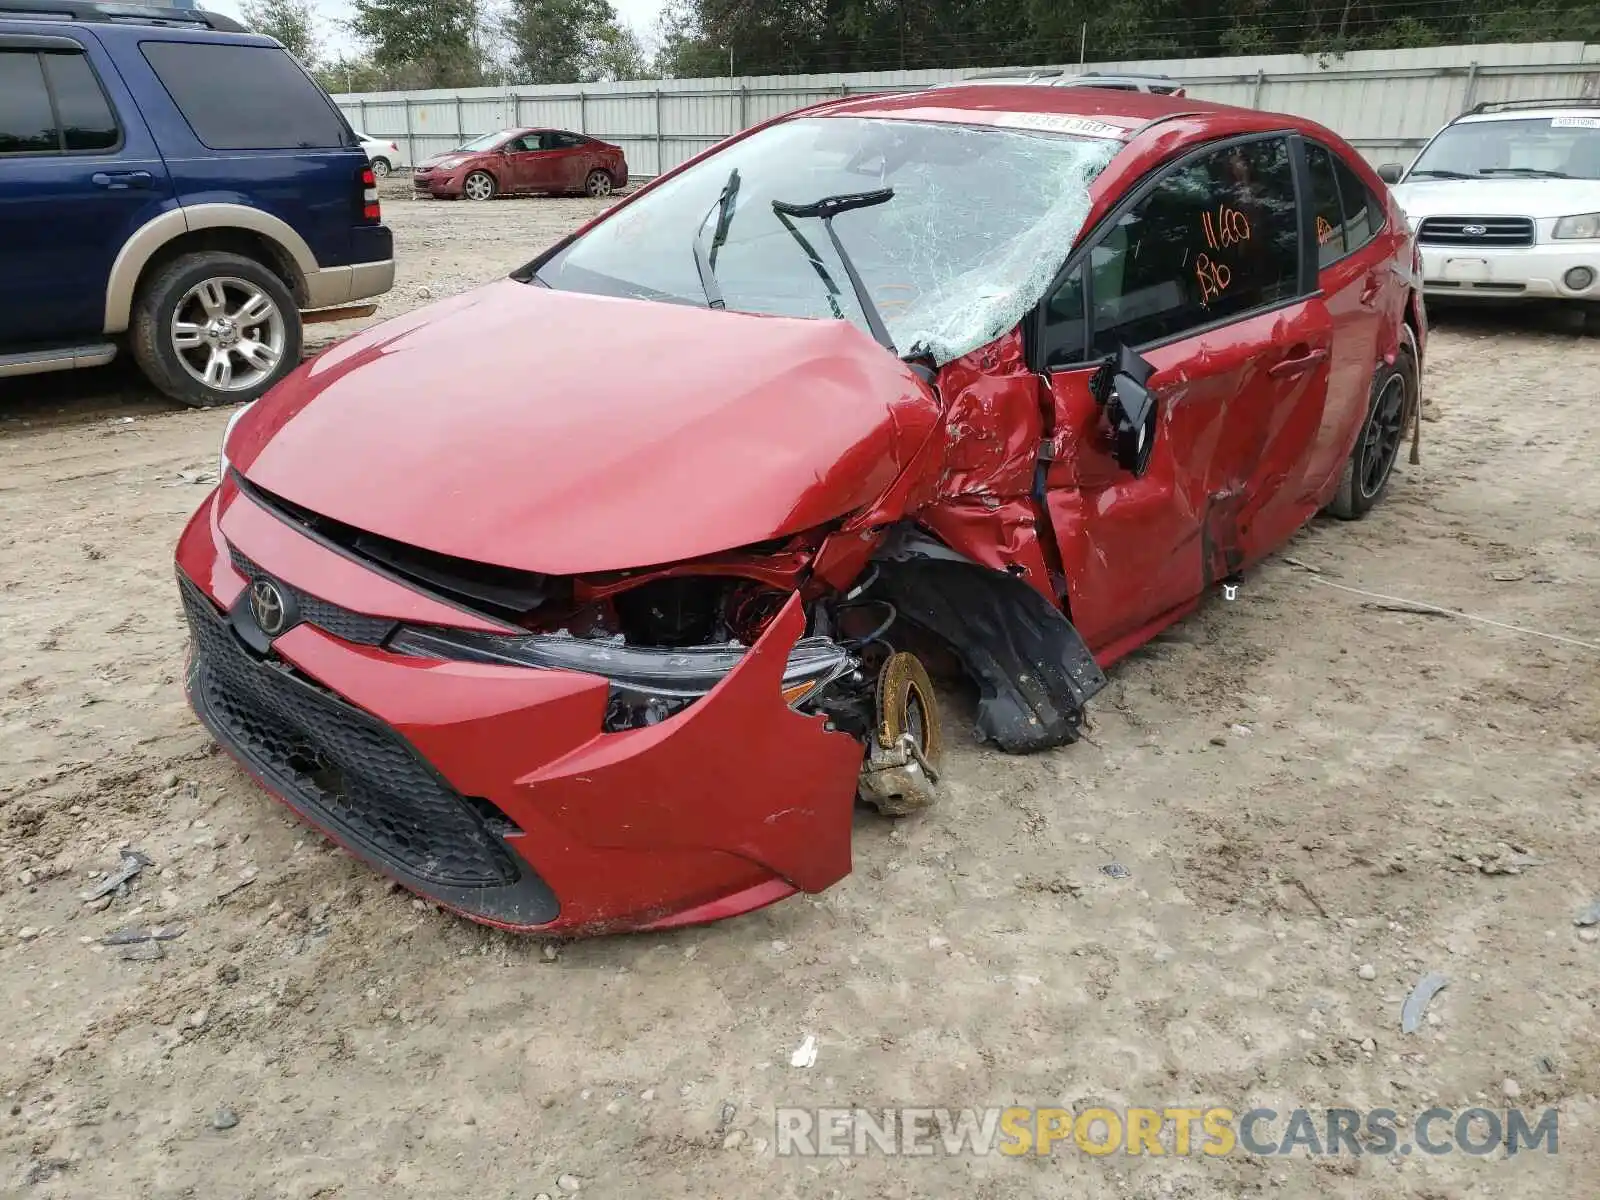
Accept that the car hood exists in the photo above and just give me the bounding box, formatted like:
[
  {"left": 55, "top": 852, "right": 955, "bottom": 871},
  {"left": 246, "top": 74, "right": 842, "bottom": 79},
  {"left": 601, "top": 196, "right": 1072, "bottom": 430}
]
[
  {"left": 1392, "top": 176, "right": 1600, "bottom": 220},
  {"left": 231, "top": 280, "right": 942, "bottom": 576}
]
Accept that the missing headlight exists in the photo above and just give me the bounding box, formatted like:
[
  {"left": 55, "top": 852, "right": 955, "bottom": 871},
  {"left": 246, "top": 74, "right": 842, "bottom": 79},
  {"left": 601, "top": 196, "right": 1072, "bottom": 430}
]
[{"left": 389, "top": 622, "right": 856, "bottom": 732}]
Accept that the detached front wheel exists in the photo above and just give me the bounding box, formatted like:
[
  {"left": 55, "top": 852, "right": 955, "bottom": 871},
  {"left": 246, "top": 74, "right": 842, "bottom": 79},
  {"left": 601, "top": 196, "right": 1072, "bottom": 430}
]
[
  {"left": 1326, "top": 344, "right": 1416, "bottom": 520},
  {"left": 130, "top": 251, "right": 301, "bottom": 408}
]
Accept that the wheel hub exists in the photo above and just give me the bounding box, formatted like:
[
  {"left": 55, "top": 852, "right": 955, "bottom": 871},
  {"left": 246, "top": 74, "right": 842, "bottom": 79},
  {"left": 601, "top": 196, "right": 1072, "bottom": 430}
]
[{"left": 207, "top": 317, "right": 240, "bottom": 348}]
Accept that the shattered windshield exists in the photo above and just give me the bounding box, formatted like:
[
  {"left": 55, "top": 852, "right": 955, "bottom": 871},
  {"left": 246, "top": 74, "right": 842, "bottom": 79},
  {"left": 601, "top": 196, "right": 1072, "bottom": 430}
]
[
  {"left": 1410, "top": 116, "right": 1600, "bottom": 179},
  {"left": 532, "top": 116, "right": 1119, "bottom": 364}
]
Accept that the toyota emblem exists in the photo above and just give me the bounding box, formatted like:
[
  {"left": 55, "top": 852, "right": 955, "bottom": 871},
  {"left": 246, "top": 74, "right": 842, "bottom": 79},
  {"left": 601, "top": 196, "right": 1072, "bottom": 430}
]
[
  {"left": 1461, "top": 223, "right": 1488, "bottom": 236},
  {"left": 248, "top": 578, "right": 289, "bottom": 637}
]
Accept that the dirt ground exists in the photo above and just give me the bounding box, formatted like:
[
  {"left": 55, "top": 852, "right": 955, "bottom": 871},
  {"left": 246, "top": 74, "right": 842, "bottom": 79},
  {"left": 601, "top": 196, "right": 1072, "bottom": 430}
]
[{"left": 2, "top": 190, "right": 1599, "bottom": 1200}]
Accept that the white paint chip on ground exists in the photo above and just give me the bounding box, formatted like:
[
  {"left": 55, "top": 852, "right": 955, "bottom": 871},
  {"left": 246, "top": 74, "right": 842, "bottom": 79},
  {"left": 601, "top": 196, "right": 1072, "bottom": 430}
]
[{"left": 790, "top": 1034, "right": 818, "bottom": 1068}]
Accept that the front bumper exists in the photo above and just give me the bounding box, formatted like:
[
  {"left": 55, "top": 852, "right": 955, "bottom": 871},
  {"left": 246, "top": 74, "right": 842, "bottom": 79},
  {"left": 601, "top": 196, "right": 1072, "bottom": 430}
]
[
  {"left": 412, "top": 170, "right": 464, "bottom": 198},
  {"left": 175, "top": 479, "right": 865, "bottom": 935},
  {"left": 1419, "top": 241, "right": 1600, "bottom": 301}
]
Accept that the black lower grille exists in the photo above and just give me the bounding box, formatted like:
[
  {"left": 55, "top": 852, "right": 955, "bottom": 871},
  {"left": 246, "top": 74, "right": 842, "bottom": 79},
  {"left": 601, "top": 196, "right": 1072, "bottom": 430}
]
[
  {"left": 1418, "top": 216, "right": 1535, "bottom": 247},
  {"left": 181, "top": 578, "right": 519, "bottom": 889},
  {"left": 228, "top": 546, "right": 396, "bottom": 647}
]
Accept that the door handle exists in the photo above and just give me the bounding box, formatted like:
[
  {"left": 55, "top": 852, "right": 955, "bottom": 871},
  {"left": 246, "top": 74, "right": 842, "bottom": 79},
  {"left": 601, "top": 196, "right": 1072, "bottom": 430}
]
[
  {"left": 91, "top": 170, "right": 154, "bottom": 190},
  {"left": 1268, "top": 346, "right": 1329, "bottom": 379}
]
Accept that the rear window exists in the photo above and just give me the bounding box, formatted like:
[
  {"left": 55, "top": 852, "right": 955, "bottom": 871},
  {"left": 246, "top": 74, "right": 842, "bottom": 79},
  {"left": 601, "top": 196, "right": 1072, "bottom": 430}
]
[{"left": 140, "top": 41, "right": 349, "bottom": 151}]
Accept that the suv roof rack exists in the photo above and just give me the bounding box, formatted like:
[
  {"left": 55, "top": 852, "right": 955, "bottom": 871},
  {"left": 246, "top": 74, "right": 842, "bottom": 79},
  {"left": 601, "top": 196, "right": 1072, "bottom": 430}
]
[
  {"left": 966, "top": 67, "right": 1064, "bottom": 81},
  {"left": 1080, "top": 71, "right": 1176, "bottom": 81},
  {"left": 1465, "top": 97, "right": 1600, "bottom": 115},
  {"left": 0, "top": 0, "right": 246, "bottom": 32}
]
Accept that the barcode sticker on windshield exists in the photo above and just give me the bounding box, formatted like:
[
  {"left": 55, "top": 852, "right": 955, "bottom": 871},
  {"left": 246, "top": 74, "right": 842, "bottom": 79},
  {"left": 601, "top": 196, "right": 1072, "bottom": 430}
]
[
  {"left": 992, "top": 113, "right": 1127, "bottom": 140},
  {"left": 1551, "top": 116, "right": 1600, "bottom": 128}
]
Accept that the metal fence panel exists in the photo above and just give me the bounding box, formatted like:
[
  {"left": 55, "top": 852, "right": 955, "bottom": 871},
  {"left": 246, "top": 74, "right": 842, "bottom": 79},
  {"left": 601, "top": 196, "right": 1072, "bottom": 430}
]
[{"left": 334, "top": 41, "right": 1600, "bottom": 172}]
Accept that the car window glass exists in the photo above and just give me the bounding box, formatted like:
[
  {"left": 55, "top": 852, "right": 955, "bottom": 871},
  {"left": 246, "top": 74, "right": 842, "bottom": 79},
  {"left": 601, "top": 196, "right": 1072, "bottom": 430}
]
[
  {"left": 140, "top": 42, "right": 347, "bottom": 151},
  {"left": 550, "top": 131, "right": 585, "bottom": 148},
  {"left": 509, "top": 134, "right": 541, "bottom": 152},
  {"left": 1041, "top": 267, "right": 1088, "bottom": 367},
  {"left": 1084, "top": 136, "right": 1300, "bottom": 356},
  {"left": 1332, "top": 156, "right": 1376, "bottom": 250},
  {"left": 0, "top": 51, "right": 57, "bottom": 154},
  {"left": 1305, "top": 142, "right": 1345, "bottom": 267},
  {"left": 42, "top": 52, "right": 118, "bottom": 152}
]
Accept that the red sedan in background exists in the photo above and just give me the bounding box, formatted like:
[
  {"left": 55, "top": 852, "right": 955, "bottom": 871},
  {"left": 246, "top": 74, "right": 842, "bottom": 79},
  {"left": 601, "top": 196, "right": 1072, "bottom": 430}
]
[
  {"left": 181, "top": 85, "right": 1423, "bottom": 936},
  {"left": 413, "top": 127, "right": 628, "bottom": 200}
]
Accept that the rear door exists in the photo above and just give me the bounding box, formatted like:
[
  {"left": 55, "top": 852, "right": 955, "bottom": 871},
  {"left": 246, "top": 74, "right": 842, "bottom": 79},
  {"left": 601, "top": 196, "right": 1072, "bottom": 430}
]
[
  {"left": 1294, "top": 139, "right": 1392, "bottom": 508},
  {"left": 0, "top": 32, "right": 173, "bottom": 345},
  {"left": 1034, "top": 133, "right": 1329, "bottom": 659},
  {"left": 542, "top": 130, "right": 590, "bottom": 191},
  {"left": 124, "top": 35, "right": 363, "bottom": 267}
]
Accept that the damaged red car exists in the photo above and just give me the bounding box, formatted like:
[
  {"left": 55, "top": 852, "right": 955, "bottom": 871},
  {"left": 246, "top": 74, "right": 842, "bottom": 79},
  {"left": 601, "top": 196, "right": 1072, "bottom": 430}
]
[{"left": 176, "top": 85, "right": 1424, "bottom": 935}]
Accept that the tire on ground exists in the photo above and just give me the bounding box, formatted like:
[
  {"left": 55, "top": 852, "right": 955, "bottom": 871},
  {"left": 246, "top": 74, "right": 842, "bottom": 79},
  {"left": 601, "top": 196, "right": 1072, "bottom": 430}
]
[
  {"left": 463, "top": 170, "right": 498, "bottom": 201},
  {"left": 130, "top": 250, "right": 301, "bottom": 409},
  {"left": 1325, "top": 340, "right": 1418, "bottom": 520}
]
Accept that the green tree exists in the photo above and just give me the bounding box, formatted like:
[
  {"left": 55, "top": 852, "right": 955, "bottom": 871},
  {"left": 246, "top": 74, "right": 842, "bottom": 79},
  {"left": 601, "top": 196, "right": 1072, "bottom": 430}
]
[
  {"left": 504, "top": 0, "right": 637, "bottom": 83},
  {"left": 241, "top": 0, "right": 320, "bottom": 65},
  {"left": 349, "top": 0, "right": 485, "bottom": 87}
]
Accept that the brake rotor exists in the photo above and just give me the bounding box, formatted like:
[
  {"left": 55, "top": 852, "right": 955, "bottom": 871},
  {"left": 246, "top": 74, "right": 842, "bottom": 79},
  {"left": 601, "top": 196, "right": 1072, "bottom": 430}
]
[{"left": 857, "top": 651, "right": 943, "bottom": 815}]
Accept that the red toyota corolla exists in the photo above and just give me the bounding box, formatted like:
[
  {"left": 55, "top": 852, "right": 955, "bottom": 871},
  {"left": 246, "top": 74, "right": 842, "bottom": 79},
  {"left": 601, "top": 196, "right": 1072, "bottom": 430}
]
[
  {"left": 412, "top": 127, "right": 628, "bottom": 200},
  {"left": 177, "top": 85, "right": 1424, "bottom": 935}
]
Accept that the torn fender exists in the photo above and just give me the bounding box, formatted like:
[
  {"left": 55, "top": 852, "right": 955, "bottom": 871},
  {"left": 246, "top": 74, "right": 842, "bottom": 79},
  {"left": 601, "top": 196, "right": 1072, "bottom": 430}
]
[{"left": 869, "top": 557, "right": 1107, "bottom": 753}]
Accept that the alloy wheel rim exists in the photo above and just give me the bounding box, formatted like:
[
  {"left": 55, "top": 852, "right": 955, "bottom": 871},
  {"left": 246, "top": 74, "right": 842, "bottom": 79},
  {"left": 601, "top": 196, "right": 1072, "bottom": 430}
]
[
  {"left": 465, "top": 173, "right": 493, "bottom": 200},
  {"left": 170, "top": 277, "right": 286, "bottom": 393},
  {"left": 588, "top": 173, "right": 611, "bottom": 196},
  {"left": 372, "top": 159, "right": 390, "bottom": 178},
  {"left": 1358, "top": 374, "right": 1407, "bottom": 499}
]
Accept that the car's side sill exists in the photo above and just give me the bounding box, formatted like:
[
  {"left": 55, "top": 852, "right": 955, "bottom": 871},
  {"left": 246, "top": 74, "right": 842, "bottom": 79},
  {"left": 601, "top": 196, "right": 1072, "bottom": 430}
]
[{"left": 0, "top": 344, "right": 117, "bottom": 379}]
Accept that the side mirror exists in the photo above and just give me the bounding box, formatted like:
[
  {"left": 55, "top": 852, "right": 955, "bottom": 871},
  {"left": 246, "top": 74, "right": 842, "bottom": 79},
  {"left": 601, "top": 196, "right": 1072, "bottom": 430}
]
[
  {"left": 1091, "top": 345, "right": 1159, "bottom": 477},
  {"left": 1376, "top": 163, "right": 1404, "bottom": 184}
]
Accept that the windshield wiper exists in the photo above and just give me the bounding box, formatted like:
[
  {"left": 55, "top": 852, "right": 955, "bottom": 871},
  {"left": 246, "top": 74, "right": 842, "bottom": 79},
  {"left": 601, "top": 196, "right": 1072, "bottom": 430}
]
[
  {"left": 692, "top": 168, "right": 740, "bottom": 310},
  {"left": 770, "top": 188, "right": 897, "bottom": 353},
  {"left": 1479, "top": 166, "right": 1572, "bottom": 178},
  {"left": 1407, "top": 168, "right": 1473, "bottom": 179}
]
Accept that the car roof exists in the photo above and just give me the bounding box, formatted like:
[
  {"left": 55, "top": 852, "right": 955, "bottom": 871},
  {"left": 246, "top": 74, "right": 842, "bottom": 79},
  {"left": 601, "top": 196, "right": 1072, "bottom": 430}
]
[
  {"left": 822, "top": 83, "right": 1242, "bottom": 139},
  {"left": 1455, "top": 107, "right": 1600, "bottom": 125}
]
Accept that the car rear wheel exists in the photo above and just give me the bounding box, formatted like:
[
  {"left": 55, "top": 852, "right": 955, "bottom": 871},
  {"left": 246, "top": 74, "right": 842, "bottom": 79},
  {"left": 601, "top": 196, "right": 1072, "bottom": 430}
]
[
  {"left": 130, "top": 251, "right": 301, "bottom": 409},
  {"left": 585, "top": 169, "right": 614, "bottom": 198},
  {"left": 371, "top": 157, "right": 391, "bottom": 179},
  {"left": 1325, "top": 342, "right": 1416, "bottom": 520},
  {"left": 463, "top": 170, "right": 497, "bottom": 202}
]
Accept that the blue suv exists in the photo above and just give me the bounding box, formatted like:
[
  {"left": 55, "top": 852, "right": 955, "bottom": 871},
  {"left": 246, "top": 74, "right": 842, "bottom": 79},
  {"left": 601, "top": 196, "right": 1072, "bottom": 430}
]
[{"left": 0, "top": 0, "right": 393, "bottom": 406}]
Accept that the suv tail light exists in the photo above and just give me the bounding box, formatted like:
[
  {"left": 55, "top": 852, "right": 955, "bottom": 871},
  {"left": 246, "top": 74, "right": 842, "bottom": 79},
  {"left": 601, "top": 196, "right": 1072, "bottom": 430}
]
[{"left": 359, "top": 164, "right": 380, "bottom": 223}]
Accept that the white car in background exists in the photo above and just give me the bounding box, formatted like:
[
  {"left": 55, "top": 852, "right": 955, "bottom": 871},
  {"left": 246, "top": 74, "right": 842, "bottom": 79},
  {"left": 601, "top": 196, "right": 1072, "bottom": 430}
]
[
  {"left": 1384, "top": 99, "right": 1600, "bottom": 325},
  {"left": 352, "top": 129, "right": 401, "bottom": 178}
]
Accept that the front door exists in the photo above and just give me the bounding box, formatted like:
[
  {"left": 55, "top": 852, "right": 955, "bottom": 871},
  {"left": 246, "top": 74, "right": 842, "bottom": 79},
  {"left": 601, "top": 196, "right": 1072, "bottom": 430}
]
[
  {"left": 0, "top": 38, "right": 173, "bottom": 346},
  {"left": 1034, "top": 134, "right": 1329, "bottom": 661},
  {"left": 503, "top": 132, "right": 553, "bottom": 192}
]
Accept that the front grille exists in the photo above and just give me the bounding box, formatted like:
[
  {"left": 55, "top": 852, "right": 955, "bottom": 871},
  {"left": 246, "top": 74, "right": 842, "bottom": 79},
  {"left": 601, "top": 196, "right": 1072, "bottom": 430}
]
[
  {"left": 1418, "top": 216, "right": 1535, "bottom": 247},
  {"left": 181, "top": 578, "right": 520, "bottom": 889},
  {"left": 228, "top": 545, "right": 396, "bottom": 646}
]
